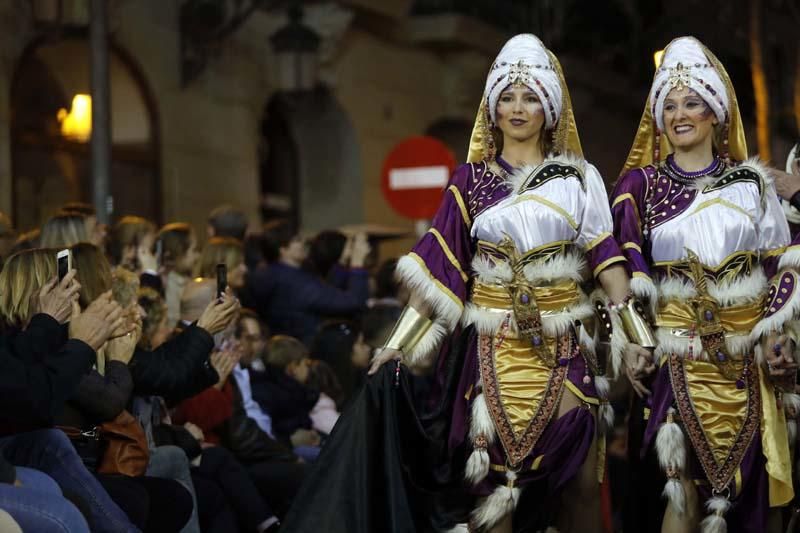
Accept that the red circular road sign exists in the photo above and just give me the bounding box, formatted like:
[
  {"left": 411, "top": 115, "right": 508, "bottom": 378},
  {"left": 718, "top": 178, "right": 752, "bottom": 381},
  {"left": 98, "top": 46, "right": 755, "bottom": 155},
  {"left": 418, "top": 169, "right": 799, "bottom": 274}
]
[{"left": 381, "top": 136, "right": 457, "bottom": 220}]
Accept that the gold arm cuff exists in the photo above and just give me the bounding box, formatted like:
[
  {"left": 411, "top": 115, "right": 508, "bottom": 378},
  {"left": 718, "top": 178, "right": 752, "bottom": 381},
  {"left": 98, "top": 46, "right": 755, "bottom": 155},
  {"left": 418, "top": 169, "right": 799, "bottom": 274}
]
[
  {"left": 383, "top": 306, "right": 433, "bottom": 354},
  {"left": 619, "top": 298, "right": 656, "bottom": 348}
]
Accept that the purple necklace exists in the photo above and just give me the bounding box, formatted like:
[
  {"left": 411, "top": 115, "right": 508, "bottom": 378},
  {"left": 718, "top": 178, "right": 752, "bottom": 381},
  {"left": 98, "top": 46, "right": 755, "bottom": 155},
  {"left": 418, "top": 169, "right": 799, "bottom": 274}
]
[{"left": 662, "top": 153, "right": 724, "bottom": 184}]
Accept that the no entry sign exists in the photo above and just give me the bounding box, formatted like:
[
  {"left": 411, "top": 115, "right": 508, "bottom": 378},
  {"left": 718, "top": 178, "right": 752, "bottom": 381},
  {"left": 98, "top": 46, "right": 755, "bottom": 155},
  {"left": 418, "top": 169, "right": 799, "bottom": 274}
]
[{"left": 381, "top": 136, "right": 457, "bottom": 220}]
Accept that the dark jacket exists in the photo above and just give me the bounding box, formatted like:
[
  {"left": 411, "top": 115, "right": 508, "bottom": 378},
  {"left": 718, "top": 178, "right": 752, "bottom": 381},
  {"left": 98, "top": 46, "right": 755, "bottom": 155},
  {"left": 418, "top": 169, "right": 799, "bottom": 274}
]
[
  {"left": 0, "top": 314, "right": 96, "bottom": 435},
  {"left": 128, "top": 324, "right": 218, "bottom": 404},
  {"left": 247, "top": 262, "right": 369, "bottom": 345},
  {"left": 249, "top": 365, "right": 319, "bottom": 443},
  {"left": 58, "top": 361, "right": 134, "bottom": 428}
]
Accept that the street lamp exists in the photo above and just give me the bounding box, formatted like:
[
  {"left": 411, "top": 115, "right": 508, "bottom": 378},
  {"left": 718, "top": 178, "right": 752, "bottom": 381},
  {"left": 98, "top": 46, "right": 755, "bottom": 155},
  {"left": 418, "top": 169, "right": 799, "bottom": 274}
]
[{"left": 269, "top": 5, "right": 321, "bottom": 92}]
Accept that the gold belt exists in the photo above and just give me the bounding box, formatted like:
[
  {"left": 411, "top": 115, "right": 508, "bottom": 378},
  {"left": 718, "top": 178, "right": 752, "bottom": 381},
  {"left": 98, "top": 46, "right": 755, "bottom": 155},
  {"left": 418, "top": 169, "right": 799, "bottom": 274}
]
[
  {"left": 655, "top": 298, "right": 765, "bottom": 350},
  {"left": 471, "top": 279, "right": 582, "bottom": 313}
]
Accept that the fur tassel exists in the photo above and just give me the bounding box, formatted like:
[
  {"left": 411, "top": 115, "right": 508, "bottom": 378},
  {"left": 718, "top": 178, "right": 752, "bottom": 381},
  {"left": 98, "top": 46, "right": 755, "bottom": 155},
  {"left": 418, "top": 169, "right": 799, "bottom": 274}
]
[
  {"left": 700, "top": 496, "right": 731, "bottom": 533},
  {"left": 788, "top": 420, "right": 797, "bottom": 445},
  {"left": 470, "top": 482, "right": 521, "bottom": 531},
  {"left": 594, "top": 375, "right": 610, "bottom": 399},
  {"left": 464, "top": 448, "right": 490, "bottom": 485},
  {"left": 469, "top": 394, "right": 496, "bottom": 444},
  {"left": 443, "top": 525, "right": 468, "bottom": 533},
  {"left": 599, "top": 402, "right": 614, "bottom": 435},
  {"left": 631, "top": 275, "right": 658, "bottom": 317},
  {"left": 662, "top": 478, "right": 686, "bottom": 515},
  {"left": 396, "top": 255, "right": 462, "bottom": 329},
  {"left": 656, "top": 412, "right": 687, "bottom": 514},
  {"left": 406, "top": 321, "right": 448, "bottom": 368},
  {"left": 784, "top": 392, "right": 800, "bottom": 414},
  {"left": 655, "top": 414, "right": 686, "bottom": 471}
]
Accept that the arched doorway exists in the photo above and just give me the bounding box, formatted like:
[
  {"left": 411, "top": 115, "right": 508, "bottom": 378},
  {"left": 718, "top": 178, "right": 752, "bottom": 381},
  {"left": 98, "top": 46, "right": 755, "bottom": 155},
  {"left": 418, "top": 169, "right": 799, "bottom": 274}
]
[
  {"left": 259, "top": 87, "right": 363, "bottom": 232},
  {"left": 11, "top": 37, "right": 160, "bottom": 231}
]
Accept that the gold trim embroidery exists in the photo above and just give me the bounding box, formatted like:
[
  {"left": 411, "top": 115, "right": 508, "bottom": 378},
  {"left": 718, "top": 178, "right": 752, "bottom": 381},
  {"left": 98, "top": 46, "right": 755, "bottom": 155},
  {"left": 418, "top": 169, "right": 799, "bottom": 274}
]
[
  {"left": 478, "top": 334, "right": 568, "bottom": 466},
  {"left": 427, "top": 228, "right": 469, "bottom": 283},
  {"left": 448, "top": 185, "right": 472, "bottom": 226},
  {"left": 668, "top": 354, "right": 760, "bottom": 493}
]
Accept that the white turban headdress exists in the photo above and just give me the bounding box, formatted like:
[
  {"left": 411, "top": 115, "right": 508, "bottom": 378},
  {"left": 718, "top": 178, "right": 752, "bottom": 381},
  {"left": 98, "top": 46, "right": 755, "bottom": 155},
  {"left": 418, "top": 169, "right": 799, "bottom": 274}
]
[
  {"left": 650, "top": 36, "right": 730, "bottom": 132},
  {"left": 484, "top": 34, "right": 562, "bottom": 130}
]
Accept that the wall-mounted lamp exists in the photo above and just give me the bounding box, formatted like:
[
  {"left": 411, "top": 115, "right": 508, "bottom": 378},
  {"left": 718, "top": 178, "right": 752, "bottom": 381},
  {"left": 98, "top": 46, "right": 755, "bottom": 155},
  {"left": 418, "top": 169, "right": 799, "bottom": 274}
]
[{"left": 57, "top": 94, "right": 92, "bottom": 142}]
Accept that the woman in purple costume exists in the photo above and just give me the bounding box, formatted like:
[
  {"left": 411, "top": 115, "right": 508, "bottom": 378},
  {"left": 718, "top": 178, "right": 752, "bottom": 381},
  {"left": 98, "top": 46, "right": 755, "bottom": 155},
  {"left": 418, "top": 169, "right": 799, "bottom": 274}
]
[
  {"left": 611, "top": 36, "right": 799, "bottom": 533},
  {"left": 370, "top": 33, "right": 653, "bottom": 533}
]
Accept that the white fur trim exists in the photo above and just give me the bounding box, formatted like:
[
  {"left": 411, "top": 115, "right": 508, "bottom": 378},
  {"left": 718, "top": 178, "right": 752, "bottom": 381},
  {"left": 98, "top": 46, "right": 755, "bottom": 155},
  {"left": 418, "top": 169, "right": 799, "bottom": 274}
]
[
  {"left": 631, "top": 275, "right": 658, "bottom": 317},
  {"left": 522, "top": 252, "right": 586, "bottom": 284},
  {"left": 442, "top": 525, "right": 468, "bottom": 533},
  {"left": 471, "top": 255, "right": 513, "bottom": 285},
  {"left": 656, "top": 270, "right": 767, "bottom": 307},
  {"left": 788, "top": 420, "right": 797, "bottom": 445},
  {"left": 405, "top": 321, "right": 449, "bottom": 368},
  {"left": 751, "top": 271, "right": 800, "bottom": 342},
  {"left": 469, "top": 394, "right": 496, "bottom": 444},
  {"left": 505, "top": 153, "right": 587, "bottom": 194},
  {"left": 542, "top": 302, "right": 594, "bottom": 337},
  {"left": 778, "top": 247, "right": 800, "bottom": 271},
  {"left": 654, "top": 328, "right": 753, "bottom": 363},
  {"left": 737, "top": 156, "right": 774, "bottom": 187},
  {"left": 663, "top": 478, "right": 686, "bottom": 515},
  {"left": 461, "top": 304, "right": 513, "bottom": 335},
  {"left": 470, "top": 482, "right": 520, "bottom": 530},
  {"left": 396, "top": 255, "right": 462, "bottom": 329},
  {"left": 460, "top": 300, "right": 593, "bottom": 338},
  {"left": 464, "top": 449, "right": 491, "bottom": 486},
  {"left": 700, "top": 496, "right": 731, "bottom": 533}
]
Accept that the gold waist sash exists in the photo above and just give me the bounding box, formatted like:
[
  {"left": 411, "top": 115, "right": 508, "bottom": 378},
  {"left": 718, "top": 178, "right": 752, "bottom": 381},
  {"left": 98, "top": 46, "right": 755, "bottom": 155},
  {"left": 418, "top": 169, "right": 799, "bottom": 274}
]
[
  {"left": 471, "top": 279, "right": 582, "bottom": 313},
  {"left": 655, "top": 298, "right": 765, "bottom": 341}
]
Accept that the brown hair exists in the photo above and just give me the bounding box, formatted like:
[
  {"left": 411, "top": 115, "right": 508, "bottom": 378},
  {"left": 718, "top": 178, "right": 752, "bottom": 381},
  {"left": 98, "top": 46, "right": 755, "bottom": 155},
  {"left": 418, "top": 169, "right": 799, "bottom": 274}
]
[
  {"left": 157, "top": 223, "right": 194, "bottom": 271},
  {"left": 138, "top": 287, "right": 167, "bottom": 350},
  {"left": 111, "top": 267, "right": 140, "bottom": 308},
  {"left": 194, "top": 237, "right": 244, "bottom": 278},
  {"left": 266, "top": 335, "right": 308, "bottom": 369},
  {"left": 40, "top": 212, "right": 90, "bottom": 248},
  {"left": 71, "top": 242, "right": 112, "bottom": 308},
  {"left": 109, "top": 216, "right": 156, "bottom": 266},
  {"left": 0, "top": 248, "right": 58, "bottom": 327}
]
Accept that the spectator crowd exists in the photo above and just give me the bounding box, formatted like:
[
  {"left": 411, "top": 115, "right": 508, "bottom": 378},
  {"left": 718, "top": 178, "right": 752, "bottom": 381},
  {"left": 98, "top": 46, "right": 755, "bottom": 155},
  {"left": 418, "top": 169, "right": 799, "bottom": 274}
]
[{"left": 0, "top": 202, "right": 406, "bottom": 532}]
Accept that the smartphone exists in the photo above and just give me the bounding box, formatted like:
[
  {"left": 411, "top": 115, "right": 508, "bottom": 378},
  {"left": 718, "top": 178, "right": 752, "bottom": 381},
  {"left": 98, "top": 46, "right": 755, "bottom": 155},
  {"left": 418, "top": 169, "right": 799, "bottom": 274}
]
[
  {"left": 57, "top": 249, "right": 72, "bottom": 281},
  {"left": 216, "top": 263, "right": 227, "bottom": 299}
]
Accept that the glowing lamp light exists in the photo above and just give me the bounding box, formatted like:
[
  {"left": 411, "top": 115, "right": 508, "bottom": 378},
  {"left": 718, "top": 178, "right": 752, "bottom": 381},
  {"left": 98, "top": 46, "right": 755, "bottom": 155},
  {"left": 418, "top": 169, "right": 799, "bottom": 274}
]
[
  {"left": 57, "top": 94, "right": 92, "bottom": 142},
  {"left": 654, "top": 49, "right": 665, "bottom": 69}
]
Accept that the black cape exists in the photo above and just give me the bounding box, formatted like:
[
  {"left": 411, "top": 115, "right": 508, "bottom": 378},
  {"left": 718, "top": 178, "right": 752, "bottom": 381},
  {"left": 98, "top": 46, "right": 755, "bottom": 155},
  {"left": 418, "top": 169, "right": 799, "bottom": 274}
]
[{"left": 281, "top": 337, "right": 470, "bottom": 533}]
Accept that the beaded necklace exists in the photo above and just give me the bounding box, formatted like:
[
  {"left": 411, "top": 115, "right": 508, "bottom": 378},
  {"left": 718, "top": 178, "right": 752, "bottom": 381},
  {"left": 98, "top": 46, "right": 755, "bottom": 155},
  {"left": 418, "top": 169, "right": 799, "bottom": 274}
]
[{"left": 642, "top": 154, "right": 726, "bottom": 237}]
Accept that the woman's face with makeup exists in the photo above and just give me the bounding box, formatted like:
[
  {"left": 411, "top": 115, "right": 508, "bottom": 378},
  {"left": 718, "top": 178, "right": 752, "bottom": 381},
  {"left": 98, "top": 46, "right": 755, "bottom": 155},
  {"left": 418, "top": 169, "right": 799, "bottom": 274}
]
[{"left": 662, "top": 87, "right": 718, "bottom": 151}]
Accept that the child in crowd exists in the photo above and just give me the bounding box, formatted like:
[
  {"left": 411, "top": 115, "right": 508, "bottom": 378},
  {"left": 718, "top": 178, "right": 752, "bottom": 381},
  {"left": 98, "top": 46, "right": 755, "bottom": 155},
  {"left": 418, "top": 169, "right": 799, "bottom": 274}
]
[{"left": 250, "top": 336, "right": 341, "bottom": 458}]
